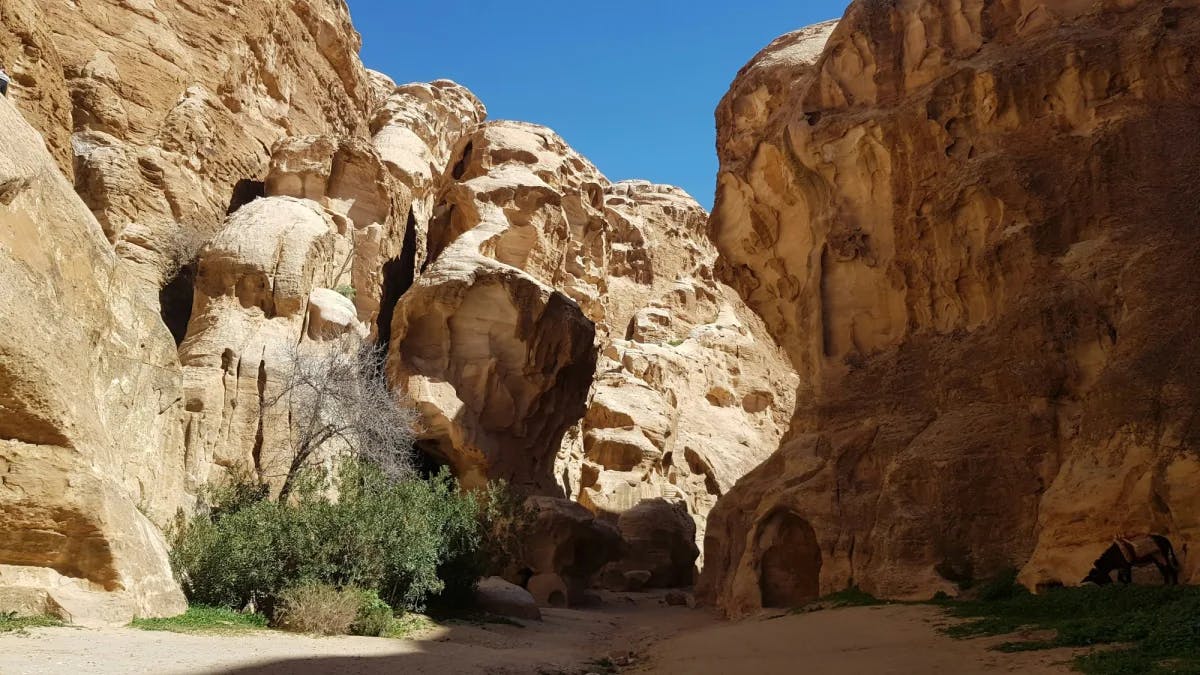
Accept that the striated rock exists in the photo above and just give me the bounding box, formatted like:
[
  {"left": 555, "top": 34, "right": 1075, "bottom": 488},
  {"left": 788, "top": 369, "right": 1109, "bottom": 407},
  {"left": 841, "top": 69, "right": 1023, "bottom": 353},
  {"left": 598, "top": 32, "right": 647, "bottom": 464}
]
[
  {"left": 474, "top": 577, "right": 541, "bottom": 621},
  {"left": 702, "top": 3, "right": 1200, "bottom": 616},
  {"left": 1, "top": 0, "right": 374, "bottom": 296},
  {"left": 0, "top": 98, "right": 186, "bottom": 623}
]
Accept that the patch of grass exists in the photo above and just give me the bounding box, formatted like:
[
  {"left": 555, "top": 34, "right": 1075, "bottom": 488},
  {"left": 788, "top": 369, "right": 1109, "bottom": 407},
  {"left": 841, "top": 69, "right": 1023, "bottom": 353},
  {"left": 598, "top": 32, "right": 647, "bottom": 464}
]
[
  {"left": 384, "top": 613, "right": 439, "bottom": 639},
  {"left": 0, "top": 612, "right": 62, "bottom": 634},
  {"left": 130, "top": 606, "right": 268, "bottom": 634},
  {"left": 334, "top": 285, "right": 356, "bottom": 300},
  {"left": 432, "top": 608, "right": 526, "bottom": 628},
  {"left": 940, "top": 584, "right": 1200, "bottom": 674},
  {"left": 822, "top": 586, "right": 887, "bottom": 608}
]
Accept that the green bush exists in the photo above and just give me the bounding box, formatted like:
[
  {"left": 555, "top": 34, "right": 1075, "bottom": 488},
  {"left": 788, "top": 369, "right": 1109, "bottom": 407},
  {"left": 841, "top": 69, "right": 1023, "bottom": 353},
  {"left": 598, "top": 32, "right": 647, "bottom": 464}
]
[
  {"left": 170, "top": 462, "right": 487, "bottom": 614},
  {"left": 351, "top": 589, "right": 394, "bottom": 637}
]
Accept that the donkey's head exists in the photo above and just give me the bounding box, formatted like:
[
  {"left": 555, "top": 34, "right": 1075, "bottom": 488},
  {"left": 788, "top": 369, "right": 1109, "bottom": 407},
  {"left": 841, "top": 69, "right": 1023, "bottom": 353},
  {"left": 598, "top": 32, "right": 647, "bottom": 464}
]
[{"left": 1081, "top": 567, "right": 1113, "bottom": 586}]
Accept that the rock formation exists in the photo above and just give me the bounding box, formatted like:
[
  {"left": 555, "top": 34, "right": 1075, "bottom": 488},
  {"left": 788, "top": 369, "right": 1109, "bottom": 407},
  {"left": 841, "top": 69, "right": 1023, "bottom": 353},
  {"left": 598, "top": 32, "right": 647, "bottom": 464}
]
[
  {"left": 701, "top": 2, "right": 1200, "bottom": 617},
  {"left": 389, "top": 121, "right": 797, "bottom": 590},
  {"left": 0, "top": 0, "right": 795, "bottom": 619},
  {"left": 0, "top": 96, "right": 186, "bottom": 625}
]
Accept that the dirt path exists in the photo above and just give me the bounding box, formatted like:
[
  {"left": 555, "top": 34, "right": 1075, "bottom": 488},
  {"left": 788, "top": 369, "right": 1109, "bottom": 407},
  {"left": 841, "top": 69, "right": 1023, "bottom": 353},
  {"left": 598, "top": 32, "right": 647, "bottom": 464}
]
[{"left": 0, "top": 598, "right": 1075, "bottom": 674}]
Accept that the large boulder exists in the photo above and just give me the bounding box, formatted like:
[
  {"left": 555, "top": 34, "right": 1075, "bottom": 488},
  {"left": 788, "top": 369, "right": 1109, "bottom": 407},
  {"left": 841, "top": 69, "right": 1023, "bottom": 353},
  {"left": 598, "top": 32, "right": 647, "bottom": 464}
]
[
  {"left": 701, "top": 3, "right": 1200, "bottom": 616},
  {"left": 474, "top": 577, "right": 541, "bottom": 621}
]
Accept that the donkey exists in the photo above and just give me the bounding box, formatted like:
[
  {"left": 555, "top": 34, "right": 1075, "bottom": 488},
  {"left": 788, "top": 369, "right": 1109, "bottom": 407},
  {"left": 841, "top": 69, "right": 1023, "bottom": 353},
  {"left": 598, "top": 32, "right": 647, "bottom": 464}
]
[{"left": 1082, "top": 534, "right": 1181, "bottom": 586}]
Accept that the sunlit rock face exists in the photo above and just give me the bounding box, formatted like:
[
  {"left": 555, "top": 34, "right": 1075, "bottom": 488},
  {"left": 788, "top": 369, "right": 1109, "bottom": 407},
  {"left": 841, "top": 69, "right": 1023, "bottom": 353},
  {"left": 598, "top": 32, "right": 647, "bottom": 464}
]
[
  {"left": 0, "top": 95, "right": 186, "bottom": 626},
  {"left": 0, "top": 0, "right": 374, "bottom": 297},
  {"left": 700, "top": 3, "right": 1200, "bottom": 617}
]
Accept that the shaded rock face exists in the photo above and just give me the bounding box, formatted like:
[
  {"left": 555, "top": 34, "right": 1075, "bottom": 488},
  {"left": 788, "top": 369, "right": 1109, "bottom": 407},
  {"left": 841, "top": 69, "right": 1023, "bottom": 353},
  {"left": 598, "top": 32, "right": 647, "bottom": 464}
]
[
  {"left": 701, "top": 2, "right": 1200, "bottom": 616},
  {"left": 0, "top": 98, "right": 186, "bottom": 624}
]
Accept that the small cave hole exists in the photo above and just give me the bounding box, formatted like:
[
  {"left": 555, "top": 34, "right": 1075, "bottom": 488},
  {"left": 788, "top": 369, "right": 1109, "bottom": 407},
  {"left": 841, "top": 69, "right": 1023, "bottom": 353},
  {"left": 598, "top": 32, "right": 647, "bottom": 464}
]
[
  {"left": 227, "top": 179, "right": 265, "bottom": 215},
  {"left": 159, "top": 262, "right": 196, "bottom": 346},
  {"left": 412, "top": 439, "right": 450, "bottom": 480},
  {"left": 547, "top": 590, "right": 566, "bottom": 608}
]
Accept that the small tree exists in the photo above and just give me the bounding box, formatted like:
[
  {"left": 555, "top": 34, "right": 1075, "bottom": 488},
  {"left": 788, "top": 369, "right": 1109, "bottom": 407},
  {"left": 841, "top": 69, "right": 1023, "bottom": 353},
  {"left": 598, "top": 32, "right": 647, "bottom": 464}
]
[{"left": 266, "top": 335, "right": 416, "bottom": 500}]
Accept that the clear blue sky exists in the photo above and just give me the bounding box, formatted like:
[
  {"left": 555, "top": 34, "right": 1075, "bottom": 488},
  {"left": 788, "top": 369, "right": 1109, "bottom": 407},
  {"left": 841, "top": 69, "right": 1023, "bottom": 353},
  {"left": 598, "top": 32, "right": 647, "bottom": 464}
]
[{"left": 347, "top": 1, "right": 849, "bottom": 209}]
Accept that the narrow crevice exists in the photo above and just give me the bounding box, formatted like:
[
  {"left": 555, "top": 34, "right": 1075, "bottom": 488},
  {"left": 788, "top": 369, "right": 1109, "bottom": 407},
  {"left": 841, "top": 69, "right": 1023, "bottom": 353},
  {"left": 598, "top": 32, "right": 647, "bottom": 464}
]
[
  {"left": 159, "top": 262, "right": 196, "bottom": 346},
  {"left": 376, "top": 209, "right": 418, "bottom": 348}
]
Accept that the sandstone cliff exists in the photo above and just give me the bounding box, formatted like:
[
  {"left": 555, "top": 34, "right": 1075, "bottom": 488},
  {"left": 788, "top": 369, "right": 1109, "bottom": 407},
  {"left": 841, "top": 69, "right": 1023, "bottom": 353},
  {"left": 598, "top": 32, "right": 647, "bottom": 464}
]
[
  {"left": 0, "top": 0, "right": 794, "bottom": 621},
  {"left": 701, "top": 1, "right": 1200, "bottom": 617}
]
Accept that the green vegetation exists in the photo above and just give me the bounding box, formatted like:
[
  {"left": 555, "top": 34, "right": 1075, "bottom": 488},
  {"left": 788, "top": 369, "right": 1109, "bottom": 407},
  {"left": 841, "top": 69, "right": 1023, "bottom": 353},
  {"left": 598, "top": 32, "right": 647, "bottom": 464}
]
[
  {"left": 821, "top": 586, "right": 887, "bottom": 608},
  {"left": 167, "top": 460, "right": 528, "bottom": 637},
  {"left": 384, "top": 612, "right": 439, "bottom": 639},
  {"left": 130, "top": 606, "right": 268, "bottom": 633},
  {"left": 939, "top": 582, "right": 1200, "bottom": 674},
  {"left": 335, "top": 284, "right": 356, "bottom": 300},
  {"left": 0, "top": 612, "right": 62, "bottom": 634}
]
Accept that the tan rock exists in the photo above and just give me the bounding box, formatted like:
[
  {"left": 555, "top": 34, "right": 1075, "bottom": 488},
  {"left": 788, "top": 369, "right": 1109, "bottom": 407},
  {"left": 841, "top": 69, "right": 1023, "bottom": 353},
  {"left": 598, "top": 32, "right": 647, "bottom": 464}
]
[
  {"left": 0, "top": 97, "right": 186, "bottom": 623},
  {"left": 701, "top": 3, "right": 1200, "bottom": 616},
  {"left": 400, "top": 120, "right": 796, "bottom": 586},
  {"left": 2, "top": 0, "right": 374, "bottom": 297}
]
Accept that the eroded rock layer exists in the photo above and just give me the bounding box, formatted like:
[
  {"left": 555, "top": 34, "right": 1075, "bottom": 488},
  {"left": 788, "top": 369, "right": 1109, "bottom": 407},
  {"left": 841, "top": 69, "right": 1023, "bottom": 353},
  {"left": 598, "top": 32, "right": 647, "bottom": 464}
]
[
  {"left": 701, "top": 2, "right": 1200, "bottom": 617},
  {"left": 391, "top": 121, "right": 797, "bottom": 590}
]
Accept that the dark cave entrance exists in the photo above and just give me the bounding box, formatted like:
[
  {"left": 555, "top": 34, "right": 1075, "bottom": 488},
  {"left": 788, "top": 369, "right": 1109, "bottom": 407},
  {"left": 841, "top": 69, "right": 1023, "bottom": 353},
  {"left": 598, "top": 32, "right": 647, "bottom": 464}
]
[
  {"left": 412, "top": 439, "right": 450, "bottom": 480},
  {"left": 758, "top": 512, "right": 822, "bottom": 608},
  {"left": 159, "top": 262, "right": 196, "bottom": 346},
  {"left": 227, "top": 179, "right": 265, "bottom": 215},
  {"left": 376, "top": 210, "right": 418, "bottom": 348}
]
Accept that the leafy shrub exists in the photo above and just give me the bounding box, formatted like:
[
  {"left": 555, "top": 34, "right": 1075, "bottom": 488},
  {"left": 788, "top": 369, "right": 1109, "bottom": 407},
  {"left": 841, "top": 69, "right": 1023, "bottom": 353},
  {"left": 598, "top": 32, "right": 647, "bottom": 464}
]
[
  {"left": 170, "top": 461, "right": 488, "bottom": 614},
  {"left": 275, "top": 583, "right": 360, "bottom": 636},
  {"left": 351, "top": 589, "right": 394, "bottom": 637}
]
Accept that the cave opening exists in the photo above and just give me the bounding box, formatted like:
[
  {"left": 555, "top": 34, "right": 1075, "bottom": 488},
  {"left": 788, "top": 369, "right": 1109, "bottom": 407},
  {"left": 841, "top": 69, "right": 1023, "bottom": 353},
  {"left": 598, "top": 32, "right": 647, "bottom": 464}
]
[
  {"left": 376, "top": 210, "right": 418, "bottom": 348},
  {"left": 159, "top": 262, "right": 196, "bottom": 346},
  {"left": 758, "top": 511, "right": 822, "bottom": 608},
  {"left": 227, "top": 179, "right": 265, "bottom": 215},
  {"left": 412, "top": 439, "right": 450, "bottom": 480}
]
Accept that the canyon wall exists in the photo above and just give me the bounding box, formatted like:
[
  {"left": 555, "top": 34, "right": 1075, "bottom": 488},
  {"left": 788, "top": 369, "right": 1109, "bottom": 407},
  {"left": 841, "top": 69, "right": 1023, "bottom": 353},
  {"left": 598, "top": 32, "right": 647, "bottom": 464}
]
[
  {"left": 701, "top": 1, "right": 1200, "bottom": 617},
  {"left": 0, "top": 0, "right": 793, "bottom": 620}
]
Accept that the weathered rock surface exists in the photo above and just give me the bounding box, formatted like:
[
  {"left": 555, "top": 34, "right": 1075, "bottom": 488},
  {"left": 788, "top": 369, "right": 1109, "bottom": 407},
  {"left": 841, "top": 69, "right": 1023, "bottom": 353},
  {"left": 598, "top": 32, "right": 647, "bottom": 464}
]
[
  {"left": 389, "top": 121, "right": 797, "bottom": 586},
  {"left": 0, "top": 0, "right": 374, "bottom": 296},
  {"left": 0, "top": 97, "right": 186, "bottom": 624},
  {"left": 701, "top": 3, "right": 1200, "bottom": 617}
]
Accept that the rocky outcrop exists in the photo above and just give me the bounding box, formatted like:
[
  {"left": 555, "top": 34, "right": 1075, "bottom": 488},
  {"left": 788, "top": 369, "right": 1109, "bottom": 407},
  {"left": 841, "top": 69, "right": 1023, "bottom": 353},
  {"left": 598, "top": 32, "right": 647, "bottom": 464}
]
[
  {"left": 390, "top": 121, "right": 797, "bottom": 589},
  {"left": 0, "top": 97, "right": 186, "bottom": 624},
  {"left": 701, "top": 3, "right": 1200, "bottom": 616}
]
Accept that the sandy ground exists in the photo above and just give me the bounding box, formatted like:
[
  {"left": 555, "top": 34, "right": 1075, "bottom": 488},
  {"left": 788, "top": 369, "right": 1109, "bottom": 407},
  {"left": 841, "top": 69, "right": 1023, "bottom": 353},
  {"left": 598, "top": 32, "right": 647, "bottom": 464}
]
[
  {"left": 0, "top": 597, "right": 1076, "bottom": 674},
  {"left": 635, "top": 604, "right": 1078, "bottom": 675}
]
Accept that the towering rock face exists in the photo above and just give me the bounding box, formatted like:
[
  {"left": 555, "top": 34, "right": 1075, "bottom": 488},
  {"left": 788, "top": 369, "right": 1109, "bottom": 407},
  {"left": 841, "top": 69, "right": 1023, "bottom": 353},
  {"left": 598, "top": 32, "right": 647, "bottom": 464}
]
[
  {"left": 0, "top": 97, "right": 186, "bottom": 625},
  {"left": 702, "top": 2, "right": 1200, "bottom": 616},
  {"left": 0, "top": 0, "right": 380, "bottom": 623},
  {"left": 390, "top": 121, "right": 797, "bottom": 589}
]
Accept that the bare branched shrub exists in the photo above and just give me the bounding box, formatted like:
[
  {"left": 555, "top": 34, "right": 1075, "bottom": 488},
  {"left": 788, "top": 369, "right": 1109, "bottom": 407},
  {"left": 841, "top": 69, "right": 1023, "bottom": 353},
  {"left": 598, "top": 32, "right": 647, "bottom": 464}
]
[
  {"left": 160, "top": 225, "right": 211, "bottom": 279},
  {"left": 266, "top": 335, "right": 417, "bottom": 500},
  {"left": 274, "top": 583, "right": 360, "bottom": 636}
]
